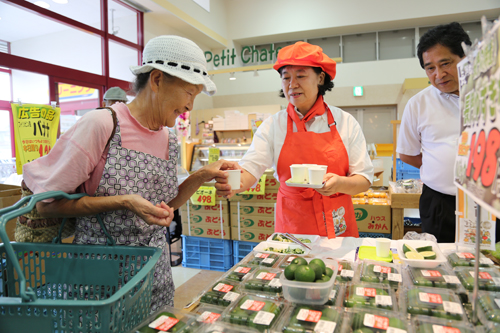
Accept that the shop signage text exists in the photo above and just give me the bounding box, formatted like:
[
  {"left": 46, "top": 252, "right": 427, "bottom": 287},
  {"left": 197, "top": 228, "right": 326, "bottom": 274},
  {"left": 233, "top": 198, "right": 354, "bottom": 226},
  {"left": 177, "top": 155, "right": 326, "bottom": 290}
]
[{"left": 205, "top": 45, "right": 283, "bottom": 67}]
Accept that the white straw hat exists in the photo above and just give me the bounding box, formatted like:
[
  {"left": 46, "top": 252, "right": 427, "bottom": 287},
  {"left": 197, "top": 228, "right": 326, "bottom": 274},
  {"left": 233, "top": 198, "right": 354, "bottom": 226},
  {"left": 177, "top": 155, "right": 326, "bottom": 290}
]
[
  {"left": 103, "top": 87, "right": 127, "bottom": 101},
  {"left": 130, "top": 35, "right": 216, "bottom": 96}
]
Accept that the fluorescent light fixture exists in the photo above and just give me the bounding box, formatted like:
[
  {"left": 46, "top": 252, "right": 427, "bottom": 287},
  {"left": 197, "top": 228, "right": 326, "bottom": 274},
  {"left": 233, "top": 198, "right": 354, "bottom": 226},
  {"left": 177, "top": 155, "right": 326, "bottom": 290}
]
[
  {"left": 253, "top": 70, "right": 259, "bottom": 77},
  {"left": 353, "top": 86, "right": 364, "bottom": 97},
  {"left": 53, "top": 0, "right": 69, "bottom": 4},
  {"left": 34, "top": 1, "right": 50, "bottom": 8},
  {"left": 229, "top": 72, "right": 236, "bottom": 81}
]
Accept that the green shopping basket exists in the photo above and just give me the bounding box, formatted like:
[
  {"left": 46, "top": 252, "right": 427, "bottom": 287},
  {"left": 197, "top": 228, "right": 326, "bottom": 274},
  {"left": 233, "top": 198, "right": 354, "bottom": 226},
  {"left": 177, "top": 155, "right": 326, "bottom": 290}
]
[{"left": 0, "top": 191, "right": 162, "bottom": 332}]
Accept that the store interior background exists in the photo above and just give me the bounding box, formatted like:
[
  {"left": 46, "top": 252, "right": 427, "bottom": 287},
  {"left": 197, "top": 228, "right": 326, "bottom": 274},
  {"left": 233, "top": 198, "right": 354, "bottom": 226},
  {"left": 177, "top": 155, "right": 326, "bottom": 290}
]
[{"left": 1, "top": 0, "right": 500, "bottom": 288}]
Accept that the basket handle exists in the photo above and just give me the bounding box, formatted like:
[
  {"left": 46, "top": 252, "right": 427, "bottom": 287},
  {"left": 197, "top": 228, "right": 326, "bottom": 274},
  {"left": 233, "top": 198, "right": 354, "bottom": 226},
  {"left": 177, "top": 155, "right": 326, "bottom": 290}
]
[{"left": 0, "top": 191, "right": 114, "bottom": 302}]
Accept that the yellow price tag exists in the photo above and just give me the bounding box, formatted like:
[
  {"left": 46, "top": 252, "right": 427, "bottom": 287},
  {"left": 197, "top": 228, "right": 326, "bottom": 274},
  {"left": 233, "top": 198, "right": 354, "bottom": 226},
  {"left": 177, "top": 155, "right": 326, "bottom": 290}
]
[
  {"left": 208, "top": 147, "right": 220, "bottom": 164},
  {"left": 190, "top": 186, "right": 216, "bottom": 206},
  {"left": 241, "top": 174, "right": 267, "bottom": 195}
]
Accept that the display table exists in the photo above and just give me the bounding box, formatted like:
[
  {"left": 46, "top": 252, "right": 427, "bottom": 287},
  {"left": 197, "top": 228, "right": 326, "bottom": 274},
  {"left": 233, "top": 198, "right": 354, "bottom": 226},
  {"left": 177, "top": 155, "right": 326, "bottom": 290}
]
[{"left": 389, "top": 186, "right": 421, "bottom": 239}]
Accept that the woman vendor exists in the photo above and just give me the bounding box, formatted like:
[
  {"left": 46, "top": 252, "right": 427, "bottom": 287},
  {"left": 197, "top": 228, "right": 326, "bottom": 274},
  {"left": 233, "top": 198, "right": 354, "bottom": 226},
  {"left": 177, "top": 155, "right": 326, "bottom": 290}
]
[
  {"left": 21, "top": 35, "right": 239, "bottom": 311},
  {"left": 215, "top": 41, "right": 373, "bottom": 238}
]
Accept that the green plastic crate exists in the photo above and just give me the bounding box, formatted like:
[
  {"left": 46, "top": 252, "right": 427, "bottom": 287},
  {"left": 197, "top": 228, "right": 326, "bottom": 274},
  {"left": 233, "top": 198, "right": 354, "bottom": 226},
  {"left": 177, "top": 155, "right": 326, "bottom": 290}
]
[{"left": 0, "top": 191, "right": 161, "bottom": 333}]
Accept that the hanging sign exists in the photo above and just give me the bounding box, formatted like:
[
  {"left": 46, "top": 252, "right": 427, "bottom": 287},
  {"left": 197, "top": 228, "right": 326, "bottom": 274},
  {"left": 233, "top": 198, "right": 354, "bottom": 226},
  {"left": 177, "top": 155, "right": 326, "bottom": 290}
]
[
  {"left": 11, "top": 103, "right": 60, "bottom": 174},
  {"left": 190, "top": 186, "right": 216, "bottom": 206},
  {"left": 454, "top": 21, "right": 500, "bottom": 218},
  {"left": 208, "top": 147, "right": 220, "bottom": 164},
  {"left": 241, "top": 174, "right": 267, "bottom": 195}
]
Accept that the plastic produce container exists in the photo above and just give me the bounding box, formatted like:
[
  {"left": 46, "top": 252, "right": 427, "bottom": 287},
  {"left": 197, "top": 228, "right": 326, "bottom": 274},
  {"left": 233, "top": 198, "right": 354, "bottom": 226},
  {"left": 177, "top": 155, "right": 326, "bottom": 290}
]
[
  {"left": 446, "top": 251, "right": 494, "bottom": 268},
  {"left": 195, "top": 322, "right": 260, "bottom": 333},
  {"left": 275, "top": 304, "right": 343, "bottom": 333},
  {"left": 192, "top": 305, "right": 225, "bottom": 325},
  {"left": 357, "top": 260, "right": 403, "bottom": 289},
  {"left": 477, "top": 291, "right": 500, "bottom": 328},
  {"left": 411, "top": 315, "right": 475, "bottom": 333},
  {"left": 334, "top": 259, "right": 356, "bottom": 284},
  {"left": 278, "top": 254, "right": 313, "bottom": 269},
  {"left": 405, "top": 264, "right": 464, "bottom": 291},
  {"left": 346, "top": 308, "right": 408, "bottom": 333},
  {"left": 403, "top": 286, "right": 466, "bottom": 321},
  {"left": 343, "top": 283, "right": 397, "bottom": 311},
  {"left": 246, "top": 252, "right": 285, "bottom": 268},
  {"left": 242, "top": 268, "right": 283, "bottom": 298},
  {"left": 455, "top": 266, "right": 500, "bottom": 292},
  {"left": 130, "top": 306, "right": 200, "bottom": 333},
  {"left": 199, "top": 279, "right": 242, "bottom": 307},
  {"left": 225, "top": 264, "right": 259, "bottom": 282},
  {"left": 280, "top": 258, "right": 338, "bottom": 305},
  {"left": 221, "top": 294, "right": 285, "bottom": 332},
  {"left": 267, "top": 232, "right": 319, "bottom": 245},
  {"left": 253, "top": 241, "right": 310, "bottom": 256},
  {"left": 397, "top": 240, "right": 447, "bottom": 268},
  {"left": 324, "top": 284, "right": 343, "bottom": 306}
]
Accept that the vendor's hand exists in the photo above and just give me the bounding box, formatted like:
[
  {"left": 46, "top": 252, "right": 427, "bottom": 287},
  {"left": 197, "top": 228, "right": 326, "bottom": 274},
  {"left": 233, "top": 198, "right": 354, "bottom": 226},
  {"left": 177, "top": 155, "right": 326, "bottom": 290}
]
[
  {"left": 315, "top": 173, "right": 345, "bottom": 197},
  {"left": 199, "top": 159, "right": 242, "bottom": 183},
  {"left": 126, "top": 194, "right": 174, "bottom": 227}
]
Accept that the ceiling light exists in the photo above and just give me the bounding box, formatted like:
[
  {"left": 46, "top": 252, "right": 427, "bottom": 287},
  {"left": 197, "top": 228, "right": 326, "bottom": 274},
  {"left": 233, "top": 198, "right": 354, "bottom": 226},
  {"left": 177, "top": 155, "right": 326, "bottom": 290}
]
[
  {"left": 229, "top": 72, "right": 236, "bottom": 81},
  {"left": 52, "top": 0, "right": 69, "bottom": 4},
  {"left": 34, "top": 1, "right": 50, "bottom": 8},
  {"left": 253, "top": 70, "right": 259, "bottom": 77}
]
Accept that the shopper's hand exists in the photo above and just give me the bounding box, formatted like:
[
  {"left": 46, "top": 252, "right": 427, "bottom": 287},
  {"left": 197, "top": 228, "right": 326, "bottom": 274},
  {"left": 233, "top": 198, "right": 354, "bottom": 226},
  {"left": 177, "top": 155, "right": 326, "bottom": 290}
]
[
  {"left": 198, "top": 159, "right": 242, "bottom": 183},
  {"left": 315, "top": 173, "right": 344, "bottom": 197},
  {"left": 211, "top": 160, "right": 243, "bottom": 199},
  {"left": 126, "top": 194, "right": 174, "bottom": 227}
]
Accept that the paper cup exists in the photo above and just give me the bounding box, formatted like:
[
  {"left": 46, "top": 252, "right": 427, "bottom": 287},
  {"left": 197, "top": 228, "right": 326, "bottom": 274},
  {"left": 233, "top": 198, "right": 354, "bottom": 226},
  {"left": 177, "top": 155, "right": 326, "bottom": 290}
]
[
  {"left": 290, "top": 164, "right": 307, "bottom": 183},
  {"left": 308, "top": 167, "right": 326, "bottom": 185},
  {"left": 376, "top": 238, "right": 391, "bottom": 258},
  {"left": 316, "top": 165, "right": 328, "bottom": 171},
  {"left": 226, "top": 170, "right": 241, "bottom": 190},
  {"left": 302, "top": 164, "right": 317, "bottom": 183}
]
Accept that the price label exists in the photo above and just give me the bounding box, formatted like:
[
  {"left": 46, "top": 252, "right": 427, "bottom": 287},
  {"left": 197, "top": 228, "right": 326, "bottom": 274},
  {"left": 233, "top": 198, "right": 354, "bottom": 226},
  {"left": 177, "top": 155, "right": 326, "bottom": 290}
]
[
  {"left": 208, "top": 147, "right": 220, "bottom": 164},
  {"left": 241, "top": 174, "right": 267, "bottom": 195},
  {"left": 190, "top": 186, "right": 216, "bottom": 206}
]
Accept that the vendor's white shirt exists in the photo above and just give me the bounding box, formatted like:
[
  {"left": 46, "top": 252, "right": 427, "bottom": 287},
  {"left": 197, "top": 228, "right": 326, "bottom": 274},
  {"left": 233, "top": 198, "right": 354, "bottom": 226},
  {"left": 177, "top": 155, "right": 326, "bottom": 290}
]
[
  {"left": 397, "top": 85, "right": 459, "bottom": 195},
  {"left": 239, "top": 104, "right": 374, "bottom": 184}
]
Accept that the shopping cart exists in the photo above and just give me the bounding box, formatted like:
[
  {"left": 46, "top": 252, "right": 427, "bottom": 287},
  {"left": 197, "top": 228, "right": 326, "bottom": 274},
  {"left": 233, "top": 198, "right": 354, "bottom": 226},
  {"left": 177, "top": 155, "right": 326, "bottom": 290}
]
[{"left": 0, "top": 191, "right": 162, "bottom": 332}]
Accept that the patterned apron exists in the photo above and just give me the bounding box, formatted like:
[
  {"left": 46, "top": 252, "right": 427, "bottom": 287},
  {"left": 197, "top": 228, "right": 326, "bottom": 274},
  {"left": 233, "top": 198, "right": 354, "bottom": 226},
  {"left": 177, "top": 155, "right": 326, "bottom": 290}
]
[{"left": 74, "top": 116, "right": 179, "bottom": 312}]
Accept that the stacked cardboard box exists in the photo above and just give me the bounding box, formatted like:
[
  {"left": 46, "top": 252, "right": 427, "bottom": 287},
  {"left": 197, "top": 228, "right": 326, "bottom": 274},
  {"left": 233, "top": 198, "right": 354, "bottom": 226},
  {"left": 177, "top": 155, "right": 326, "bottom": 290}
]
[
  {"left": 0, "top": 184, "right": 22, "bottom": 243},
  {"left": 352, "top": 189, "right": 391, "bottom": 234},
  {"left": 179, "top": 199, "right": 231, "bottom": 240}
]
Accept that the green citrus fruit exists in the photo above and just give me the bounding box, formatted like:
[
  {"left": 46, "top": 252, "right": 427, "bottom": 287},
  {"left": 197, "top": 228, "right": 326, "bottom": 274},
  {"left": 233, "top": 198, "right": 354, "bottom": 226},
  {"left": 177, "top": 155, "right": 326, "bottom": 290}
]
[
  {"left": 309, "top": 263, "right": 323, "bottom": 280},
  {"left": 309, "top": 259, "right": 326, "bottom": 274},
  {"left": 325, "top": 267, "right": 334, "bottom": 277},
  {"left": 294, "top": 265, "right": 316, "bottom": 282},
  {"left": 284, "top": 263, "right": 298, "bottom": 280},
  {"left": 291, "top": 257, "right": 308, "bottom": 266}
]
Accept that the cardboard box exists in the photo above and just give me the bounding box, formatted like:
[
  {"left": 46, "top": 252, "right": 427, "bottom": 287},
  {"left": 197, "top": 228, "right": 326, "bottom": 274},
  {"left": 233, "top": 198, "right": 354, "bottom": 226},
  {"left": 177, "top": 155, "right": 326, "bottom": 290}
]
[
  {"left": 231, "top": 227, "right": 273, "bottom": 242},
  {"left": 229, "top": 202, "right": 275, "bottom": 217},
  {"left": 389, "top": 186, "right": 420, "bottom": 209},
  {"left": 230, "top": 213, "right": 275, "bottom": 230},
  {"left": 181, "top": 212, "right": 230, "bottom": 227},
  {"left": 228, "top": 190, "right": 278, "bottom": 203},
  {"left": 182, "top": 223, "right": 231, "bottom": 240},
  {"left": 179, "top": 201, "right": 228, "bottom": 213},
  {"left": 354, "top": 204, "right": 391, "bottom": 234},
  {"left": 264, "top": 175, "right": 280, "bottom": 190},
  {"left": 0, "top": 184, "right": 22, "bottom": 243}
]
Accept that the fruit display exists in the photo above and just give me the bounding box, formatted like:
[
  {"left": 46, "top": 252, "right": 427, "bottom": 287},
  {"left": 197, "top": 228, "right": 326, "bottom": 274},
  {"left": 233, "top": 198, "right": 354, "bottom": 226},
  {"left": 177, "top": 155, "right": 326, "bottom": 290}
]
[
  {"left": 278, "top": 255, "right": 313, "bottom": 269},
  {"left": 277, "top": 305, "right": 343, "bottom": 333},
  {"left": 271, "top": 233, "right": 313, "bottom": 243},
  {"left": 455, "top": 266, "right": 500, "bottom": 292},
  {"left": 349, "top": 309, "right": 407, "bottom": 333},
  {"left": 200, "top": 280, "right": 241, "bottom": 307},
  {"left": 359, "top": 261, "right": 402, "bottom": 288},
  {"left": 335, "top": 259, "right": 355, "bottom": 283},
  {"left": 447, "top": 251, "right": 494, "bottom": 267},
  {"left": 324, "top": 284, "right": 342, "bottom": 306},
  {"left": 477, "top": 292, "right": 500, "bottom": 325},
  {"left": 134, "top": 308, "right": 199, "bottom": 333},
  {"left": 222, "top": 294, "right": 283, "bottom": 332},
  {"left": 248, "top": 252, "right": 283, "bottom": 267},
  {"left": 402, "top": 243, "right": 437, "bottom": 260},
  {"left": 226, "top": 265, "right": 258, "bottom": 282},
  {"left": 343, "top": 283, "right": 396, "bottom": 311},
  {"left": 243, "top": 268, "right": 283, "bottom": 296},
  {"left": 283, "top": 258, "right": 333, "bottom": 283},
  {"left": 407, "top": 265, "right": 462, "bottom": 290},
  {"left": 263, "top": 246, "right": 305, "bottom": 254},
  {"left": 411, "top": 317, "right": 476, "bottom": 333},
  {"left": 404, "top": 287, "right": 465, "bottom": 321}
]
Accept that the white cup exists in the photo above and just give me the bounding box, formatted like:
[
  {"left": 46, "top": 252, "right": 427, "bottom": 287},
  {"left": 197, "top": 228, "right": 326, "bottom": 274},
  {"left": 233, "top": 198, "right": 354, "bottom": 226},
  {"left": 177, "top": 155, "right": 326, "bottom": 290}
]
[
  {"left": 308, "top": 167, "right": 326, "bottom": 185},
  {"left": 226, "top": 170, "right": 241, "bottom": 190},
  {"left": 302, "top": 164, "right": 317, "bottom": 183},
  {"left": 376, "top": 238, "right": 391, "bottom": 258},
  {"left": 290, "top": 164, "right": 307, "bottom": 183},
  {"left": 316, "top": 165, "right": 328, "bottom": 171}
]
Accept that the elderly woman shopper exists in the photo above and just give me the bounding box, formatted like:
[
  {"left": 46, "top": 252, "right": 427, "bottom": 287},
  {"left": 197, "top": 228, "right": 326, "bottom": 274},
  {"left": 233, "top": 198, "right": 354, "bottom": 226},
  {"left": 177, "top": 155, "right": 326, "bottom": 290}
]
[
  {"left": 22, "top": 35, "right": 238, "bottom": 311},
  {"left": 216, "top": 41, "right": 373, "bottom": 238}
]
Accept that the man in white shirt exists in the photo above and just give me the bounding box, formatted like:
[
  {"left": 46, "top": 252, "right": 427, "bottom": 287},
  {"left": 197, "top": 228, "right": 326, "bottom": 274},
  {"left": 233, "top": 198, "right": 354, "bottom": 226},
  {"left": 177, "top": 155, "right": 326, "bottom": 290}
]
[{"left": 397, "top": 22, "right": 471, "bottom": 243}]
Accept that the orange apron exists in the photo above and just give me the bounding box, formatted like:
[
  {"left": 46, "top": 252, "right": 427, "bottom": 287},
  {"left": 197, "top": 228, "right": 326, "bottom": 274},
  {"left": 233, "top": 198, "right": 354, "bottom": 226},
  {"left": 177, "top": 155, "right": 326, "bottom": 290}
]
[{"left": 275, "top": 103, "right": 359, "bottom": 239}]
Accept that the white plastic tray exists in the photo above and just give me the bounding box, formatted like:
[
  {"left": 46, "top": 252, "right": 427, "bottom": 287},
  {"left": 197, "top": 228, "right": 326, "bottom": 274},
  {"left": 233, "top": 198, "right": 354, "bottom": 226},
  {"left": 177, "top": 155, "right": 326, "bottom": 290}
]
[
  {"left": 253, "top": 241, "right": 311, "bottom": 256},
  {"left": 266, "top": 232, "right": 320, "bottom": 246},
  {"left": 396, "top": 240, "right": 447, "bottom": 268},
  {"left": 285, "top": 179, "right": 324, "bottom": 189}
]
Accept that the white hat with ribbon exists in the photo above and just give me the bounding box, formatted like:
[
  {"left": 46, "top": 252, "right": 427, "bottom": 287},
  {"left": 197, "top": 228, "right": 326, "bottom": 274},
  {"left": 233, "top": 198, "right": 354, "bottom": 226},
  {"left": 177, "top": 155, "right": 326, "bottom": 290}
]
[{"left": 130, "top": 35, "right": 216, "bottom": 96}]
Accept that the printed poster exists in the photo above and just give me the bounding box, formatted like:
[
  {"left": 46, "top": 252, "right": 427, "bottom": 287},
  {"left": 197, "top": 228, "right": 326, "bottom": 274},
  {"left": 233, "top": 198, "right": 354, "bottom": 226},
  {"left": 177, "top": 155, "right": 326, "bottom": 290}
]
[
  {"left": 11, "top": 103, "right": 60, "bottom": 174},
  {"left": 454, "top": 20, "right": 500, "bottom": 220}
]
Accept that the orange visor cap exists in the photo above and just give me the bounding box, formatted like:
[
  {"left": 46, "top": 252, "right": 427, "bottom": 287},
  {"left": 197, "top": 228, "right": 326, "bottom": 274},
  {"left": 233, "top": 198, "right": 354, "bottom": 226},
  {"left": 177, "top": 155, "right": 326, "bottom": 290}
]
[{"left": 273, "top": 41, "right": 336, "bottom": 80}]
